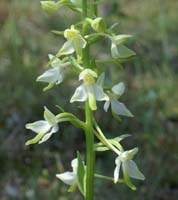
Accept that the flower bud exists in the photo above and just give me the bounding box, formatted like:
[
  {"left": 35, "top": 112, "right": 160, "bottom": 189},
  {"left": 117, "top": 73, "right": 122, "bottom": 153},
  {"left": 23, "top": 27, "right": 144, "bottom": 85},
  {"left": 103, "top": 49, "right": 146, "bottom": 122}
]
[
  {"left": 64, "top": 27, "right": 79, "bottom": 40},
  {"left": 70, "top": 0, "right": 82, "bottom": 7},
  {"left": 91, "top": 17, "right": 106, "bottom": 33},
  {"left": 41, "top": 1, "right": 59, "bottom": 14}
]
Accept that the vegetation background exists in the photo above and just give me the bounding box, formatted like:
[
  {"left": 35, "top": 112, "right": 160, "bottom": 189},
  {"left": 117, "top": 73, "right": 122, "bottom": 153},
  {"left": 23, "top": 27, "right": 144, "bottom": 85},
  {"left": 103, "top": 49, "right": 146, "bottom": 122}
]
[{"left": 0, "top": 0, "right": 178, "bottom": 199}]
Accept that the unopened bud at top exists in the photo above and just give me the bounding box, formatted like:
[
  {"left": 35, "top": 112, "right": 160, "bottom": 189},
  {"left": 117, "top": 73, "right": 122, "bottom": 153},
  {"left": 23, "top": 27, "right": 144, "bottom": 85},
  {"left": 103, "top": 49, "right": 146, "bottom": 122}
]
[{"left": 41, "top": 1, "right": 59, "bottom": 14}]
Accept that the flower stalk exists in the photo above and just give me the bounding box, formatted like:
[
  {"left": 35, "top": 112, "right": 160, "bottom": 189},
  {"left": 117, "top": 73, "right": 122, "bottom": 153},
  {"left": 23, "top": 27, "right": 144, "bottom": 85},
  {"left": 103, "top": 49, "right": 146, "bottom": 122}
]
[
  {"left": 82, "top": 1, "right": 96, "bottom": 199},
  {"left": 85, "top": 101, "right": 95, "bottom": 200}
]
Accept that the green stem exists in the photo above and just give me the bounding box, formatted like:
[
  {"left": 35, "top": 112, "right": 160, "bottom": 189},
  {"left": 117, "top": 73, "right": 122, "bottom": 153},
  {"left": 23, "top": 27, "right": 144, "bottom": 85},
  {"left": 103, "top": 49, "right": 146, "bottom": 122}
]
[
  {"left": 82, "top": 1, "right": 96, "bottom": 199},
  {"left": 94, "top": 173, "right": 124, "bottom": 183},
  {"left": 82, "top": 0, "right": 87, "bottom": 18},
  {"left": 89, "top": 0, "right": 97, "bottom": 18},
  {"left": 55, "top": 113, "right": 86, "bottom": 129},
  {"left": 85, "top": 101, "right": 95, "bottom": 200},
  {"left": 93, "top": 120, "right": 121, "bottom": 155}
]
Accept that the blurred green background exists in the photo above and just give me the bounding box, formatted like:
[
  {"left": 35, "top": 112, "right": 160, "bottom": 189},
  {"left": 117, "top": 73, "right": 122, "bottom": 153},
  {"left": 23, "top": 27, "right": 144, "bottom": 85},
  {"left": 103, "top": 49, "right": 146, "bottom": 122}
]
[{"left": 0, "top": 0, "right": 178, "bottom": 199}]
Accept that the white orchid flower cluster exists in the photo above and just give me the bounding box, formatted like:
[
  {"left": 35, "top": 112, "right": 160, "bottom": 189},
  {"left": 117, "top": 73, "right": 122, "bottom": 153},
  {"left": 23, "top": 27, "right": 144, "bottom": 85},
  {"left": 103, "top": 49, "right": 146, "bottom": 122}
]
[{"left": 25, "top": 1, "right": 145, "bottom": 198}]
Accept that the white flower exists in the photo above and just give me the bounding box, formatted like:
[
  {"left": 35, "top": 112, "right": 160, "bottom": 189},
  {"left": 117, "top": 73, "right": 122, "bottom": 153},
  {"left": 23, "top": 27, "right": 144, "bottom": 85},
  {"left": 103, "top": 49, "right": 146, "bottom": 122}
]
[
  {"left": 110, "top": 34, "right": 136, "bottom": 59},
  {"left": 70, "top": 69, "right": 109, "bottom": 110},
  {"left": 104, "top": 82, "right": 133, "bottom": 117},
  {"left": 25, "top": 107, "right": 58, "bottom": 145},
  {"left": 114, "top": 148, "right": 145, "bottom": 183},
  {"left": 56, "top": 158, "right": 78, "bottom": 185},
  {"left": 37, "top": 54, "right": 70, "bottom": 85},
  {"left": 57, "top": 25, "right": 86, "bottom": 60}
]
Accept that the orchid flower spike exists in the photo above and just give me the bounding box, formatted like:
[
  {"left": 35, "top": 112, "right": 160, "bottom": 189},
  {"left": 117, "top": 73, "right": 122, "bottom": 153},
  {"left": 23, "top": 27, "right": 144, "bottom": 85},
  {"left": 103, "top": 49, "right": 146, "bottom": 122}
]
[
  {"left": 70, "top": 69, "right": 109, "bottom": 110},
  {"left": 104, "top": 82, "right": 133, "bottom": 117},
  {"left": 37, "top": 54, "right": 70, "bottom": 87},
  {"left": 114, "top": 147, "right": 145, "bottom": 184},
  {"left": 25, "top": 107, "right": 58, "bottom": 145},
  {"left": 56, "top": 158, "right": 78, "bottom": 185}
]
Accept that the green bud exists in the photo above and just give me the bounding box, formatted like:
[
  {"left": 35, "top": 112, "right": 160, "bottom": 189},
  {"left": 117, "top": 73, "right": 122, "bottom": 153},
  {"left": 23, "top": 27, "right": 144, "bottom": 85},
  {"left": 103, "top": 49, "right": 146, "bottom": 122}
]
[
  {"left": 64, "top": 26, "right": 79, "bottom": 40},
  {"left": 41, "top": 1, "right": 59, "bottom": 14},
  {"left": 70, "top": 0, "right": 82, "bottom": 7},
  {"left": 91, "top": 17, "right": 106, "bottom": 33}
]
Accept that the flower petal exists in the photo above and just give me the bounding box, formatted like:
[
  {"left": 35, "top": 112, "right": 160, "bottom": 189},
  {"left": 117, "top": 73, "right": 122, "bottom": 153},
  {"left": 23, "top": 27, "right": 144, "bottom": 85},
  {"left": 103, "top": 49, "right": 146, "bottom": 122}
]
[
  {"left": 78, "top": 34, "right": 87, "bottom": 49},
  {"left": 96, "top": 72, "right": 105, "bottom": 86},
  {"left": 57, "top": 40, "right": 75, "bottom": 57},
  {"left": 111, "top": 43, "right": 136, "bottom": 59},
  {"left": 112, "top": 82, "right": 125, "bottom": 96},
  {"left": 116, "top": 45, "right": 136, "bottom": 58},
  {"left": 25, "top": 120, "right": 51, "bottom": 134},
  {"left": 125, "top": 160, "right": 145, "bottom": 180},
  {"left": 93, "top": 84, "right": 109, "bottom": 101},
  {"left": 44, "top": 107, "right": 57, "bottom": 126},
  {"left": 111, "top": 100, "right": 133, "bottom": 117},
  {"left": 111, "top": 42, "right": 119, "bottom": 59},
  {"left": 120, "top": 147, "right": 138, "bottom": 162},
  {"left": 48, "top": 54, "right": 61, "bottom": 68},
  {"left": 39, "top": 125, "right": 58, "bottom": 144},
  {"left": 71, "top": 158, "right": 78, "bottom": 174},
  {"left": 70, "top": 84, "right": 88, "bottom": 103},
  {"left": 114, "top": 157, "right": 121, "bottom": 183},
  {"left": 37, "top": 67, "right": 63, "bottom": 84},
  {"left": 56, "top": 172, "right": 76, "bottom": 185},
  {"left": 104, "top": 100, "right": 110, "bottom": 112},
  {"left": 112, "top": 34, "right": 132, "bottom": 45}
]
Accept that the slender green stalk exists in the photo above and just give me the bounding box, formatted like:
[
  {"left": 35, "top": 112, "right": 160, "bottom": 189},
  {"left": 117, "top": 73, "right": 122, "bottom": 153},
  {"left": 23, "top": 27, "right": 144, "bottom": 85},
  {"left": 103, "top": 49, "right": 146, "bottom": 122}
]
[
  {"left": 85, "top": 101, "right": 95, "bottom": 200},
  {"left": 82, "top": 0, "right": 88, "bottom": 18},
  {"left": 93, "top": 120, "right": 121, "bottom": 155},
  {"left": 94, "top": 173, "right": 124, "bottom": 183},
  {"left": 90, "top": 0, "right": 97, "bottom": 18},
  {"left": 82, "top": 1, "right": 95, "bottom": 199}
]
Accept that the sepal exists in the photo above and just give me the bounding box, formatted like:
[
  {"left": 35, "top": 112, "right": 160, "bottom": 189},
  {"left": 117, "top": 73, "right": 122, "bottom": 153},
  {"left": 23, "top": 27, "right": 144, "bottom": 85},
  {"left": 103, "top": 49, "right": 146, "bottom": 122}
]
[
  {"left": 111, "top": 44, "right": 136, "bottom": 59},
  {"left": 112, "top": 34, "right": 132, "bottom": 45},
  {"left": 112, "top": 82, "right": 125, "bottom": 96}
]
